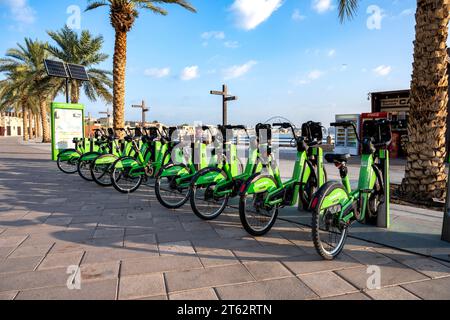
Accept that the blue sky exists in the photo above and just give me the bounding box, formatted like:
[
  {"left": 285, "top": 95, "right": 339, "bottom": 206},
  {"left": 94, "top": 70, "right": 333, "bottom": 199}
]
[{"left": 0, "top": 0, "right": 420, "bottom": 126}]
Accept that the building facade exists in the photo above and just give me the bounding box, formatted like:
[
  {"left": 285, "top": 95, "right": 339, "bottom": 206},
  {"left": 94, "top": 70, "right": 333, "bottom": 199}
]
[{"left": 0, "top": 111, "right": 23, "bottom": 137}]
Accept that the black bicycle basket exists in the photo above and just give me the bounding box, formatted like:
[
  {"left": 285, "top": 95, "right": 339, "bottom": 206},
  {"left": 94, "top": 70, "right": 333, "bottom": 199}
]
[
  {"left": 302, "top": 121, "right": 322, "bottom": 143},
  {"left": 362, "top": 120, "right": 391, "bottom": 145}
]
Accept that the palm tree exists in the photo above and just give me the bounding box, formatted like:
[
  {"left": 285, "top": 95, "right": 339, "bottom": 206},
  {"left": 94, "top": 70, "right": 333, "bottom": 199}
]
[
  {"left": 338, "top": 1, "right": 450, "bottom": 202},
  {"left": 0, "top": 39, "right": 54, "bottom": 143},
  {"left": 46, "top": 26, "right": 113, "bottom": 104},
  {"left": 85, "top": 0, "right": 196, "bottom": 134}
]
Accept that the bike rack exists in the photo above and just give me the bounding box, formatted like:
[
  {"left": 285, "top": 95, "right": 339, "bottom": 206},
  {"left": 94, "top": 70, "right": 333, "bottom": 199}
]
[{"left": 374, "top": 149, "right": 390, "bottom": 228}]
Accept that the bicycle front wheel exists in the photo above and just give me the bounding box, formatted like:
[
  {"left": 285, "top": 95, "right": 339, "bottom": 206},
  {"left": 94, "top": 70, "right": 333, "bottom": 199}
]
[
  {"left": 77, "top": 152, "right": 101, "bottom": 181},
  {"left": 311, "top": 182, "right": 349, "bottom": 260},
  {"left": 155, "top": 164, "right": 192, "bottom": 209},
  {"left": 111, "top": 157, "right": 143, "bottom": 194},
  {"left": 57, "top": 149, "right": 80, "bottom": 174},
  {"left": 91, "top": 154, "right": 118, "bottom": 187},
  {"left": 190, "top": 168, "right": 229, "bottom": 220}
]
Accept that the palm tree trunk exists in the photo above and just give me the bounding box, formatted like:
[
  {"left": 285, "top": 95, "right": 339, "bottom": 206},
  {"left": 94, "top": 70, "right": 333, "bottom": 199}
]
[
  {"left": 28, "top": 109, "right": 33, "bottom": 139},
  {"left": 112, "top": 30, "right": 127, "bottom": 137},
  {"left": 70, "top": 81, "right": 79, "bottom": 104},
  {"left": 22, "top": 105, "right": 28, "bottom": 141},
  {"left": 35, "top": 113, "right": 41, "bottom": 138},
  {"left": 40, "top": 99, "right": 51, "bottom": 143},
  {"left": 400, "top": 0, "right": 450, "bottom": 201}
]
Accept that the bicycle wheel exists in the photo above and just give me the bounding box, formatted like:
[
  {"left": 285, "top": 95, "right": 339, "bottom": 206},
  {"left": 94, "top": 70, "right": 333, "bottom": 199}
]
[
  {"left": 300, "top": 166, "right": 327, "bottom": 209},
  {"left": 311, "top": 182, "right": 349, "bottom": 260},
  {"left": 57, "top": 149, "right": 81, "bottom": 174},
  {"left": 239, "top": 176, "right": 279, "bottom": 236},
  {"left": 155, "top": 164, "right": 192, "bottom": 209},
  {"left": 77, "top": 152, "right": 101, "bottom": 181},
  {"left": 91, "top": 154, "right": 118, "bottom": 187},
  {"left": 111, "top": 157, "right": 143, "bottom": 194},
  {"left": 190, "top": 168, "right": 229, "bottom": 220}
]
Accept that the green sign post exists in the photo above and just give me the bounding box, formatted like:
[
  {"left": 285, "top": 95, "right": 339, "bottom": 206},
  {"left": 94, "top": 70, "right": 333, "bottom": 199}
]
[{"left": 51, "top": 102, "right": 85, "bottom": 161}]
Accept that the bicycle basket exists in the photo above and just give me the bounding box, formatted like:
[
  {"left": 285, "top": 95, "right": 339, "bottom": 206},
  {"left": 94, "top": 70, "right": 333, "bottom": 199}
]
[
  {"left": 362, "top": 120, "right": 391, "bottom": 145},
  {"left": 302, "top": 121, "right": 323, "bottom": 143}
]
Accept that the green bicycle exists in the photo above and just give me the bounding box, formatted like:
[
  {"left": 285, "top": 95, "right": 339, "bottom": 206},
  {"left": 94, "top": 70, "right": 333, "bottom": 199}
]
[
  {"left": 110, "top": 126, "right": 179, "bottom": 193},
  {"left": 239, "top": 121, "right": 327, "bottom": 236},
  {"left": 188, "top": 125, "right": 256, "bottom": 220},
  {"left": 310, "top": 119, "right": 393, "bottom": 260},
  {"left": 154, "top": 126, "right": 219, "bottom": 209},
  {"left": 56, "top": 129, "right": 105, "bottom": 174},
  {"left": 90, "top": 128, "right": 155, "bottom": 187}
]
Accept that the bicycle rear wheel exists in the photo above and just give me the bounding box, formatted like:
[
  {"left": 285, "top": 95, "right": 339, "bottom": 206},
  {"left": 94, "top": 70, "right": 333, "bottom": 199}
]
[
  {"left": 91, "top": 154, "right": 118, "bottom": 187},
  {"left": 77, "top": 152, "right": 101, "bottom": 181},
  {"left": 155, "top": 164, "right": 192, "bottom": 209},
  {"left": 57, "top": 149, "right": 80, "bottom": 174},
  {"left": 111, "top": 157, "right": 143, "bottom": 193}
]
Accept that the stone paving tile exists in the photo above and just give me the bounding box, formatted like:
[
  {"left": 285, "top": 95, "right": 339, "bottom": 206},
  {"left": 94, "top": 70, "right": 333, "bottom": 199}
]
[
  {"left": 8, "top": 243, "right": 53, "bottom": 258},
  {"left": 336, "top": 261, "right": 429, "bottom": 290},
  {"left": 197, "top": 249, "right": 239, "bottom": 268},
  {"left": 232, "top": 244, "right": 306, "bottom": 263},
  {"left": 0, "top": 235, "right": 27, "bottom": 247},
  {"left": 49, "top": 241, "right": 88, "bottom": 255},
  {"left": 82, "top": 236, "right": 124, "bottom": 249},
  {"left": 169, "top": 288, "right": 218, "bottom": 300},
  {"left": 38, "top": 251, "right": 84, "bottom": 270},
  {"left": 344, "top": 248, "right": 394, "bottom": 266},
  {"left": 80, "top": 261, "right": 120, "bottom": 282},
  {"left": 213, "top": 226, "right": 250, "bottom": 239},
  {"left": 15, "top": 279, "right": 117, "bottom": 300},
  {"left": 281, "top": 253, "right": 362, "bottom": 275},
  {"left": 123, "top": 233, "right": 157, "bottom": 250},
  {"left": 81, "top": 248, "right": 157, "bottom": 264},
  {"left": 216, "top": 277, "right": 318, "bottom": 300},
  {"left": 401, "top": 277, "right": 450, "bottom": 300},
  {"left": 366, "top": 286, "right": 421, "bottom": 300},
  {"left": 254, "top": 233, "right": 296, "bottom": 247},
  {"left": 0, "top": 246, "right": 14, "bottom": 259},
  {"left": 372, "top": 247, "right": 422, "bottom": 262},
  {"left": 165, "top": 264, "right": 254, "bottom": 293},
  {"left": 136, "top": 295, "right": 168, "bottom": 300},
  {"left": 124, "top": 227, "right": 155, "bottom": 237},
  {"left": 398, "top": 258, "right": 450, "bottom": 279},
  {"left": 157, "top": 229, "right": 219, "bottom": 244},
  {"left": 324, "top": 292, "right": 371, "bottom": 300},
  {"left": 0, "top": 291, "right": 18, "bottom": 300},
  {"left": 121, "top": 255, "right": 203, "bottom": 276},
  {"left": 181, "top": 221, "right": 214, "bottom": 232},
  {"left": 0, "top": 255, "right": 42, "bottom": 274},
  {"left": 159, "top": 240, "right": 196, "bottom": 256},
  {"left": 44, "top": 217, "right": 73, "bottom": 226},
  {"left": 93, "top": 227, "right": 125, "bottom": 239},
  {"left": 192, "top": 236, "right": 259, "bottom": 253},
  {"left": 118, "top": 273, "right": 165, "bottom": 300},
  {"left": 244, "top": 261, "right": 293, "bottom": 281},
  {"left": 0, "top": 267, "right": 69, "bottom": 292},
  {"left": 298, "top": 271, "right": 358, "bottom": 298}
]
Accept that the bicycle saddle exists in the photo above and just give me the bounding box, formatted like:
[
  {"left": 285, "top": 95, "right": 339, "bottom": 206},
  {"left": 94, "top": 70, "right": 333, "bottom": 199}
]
[{"left": 325, "top": 153, "right": 351, "bottom": 164}]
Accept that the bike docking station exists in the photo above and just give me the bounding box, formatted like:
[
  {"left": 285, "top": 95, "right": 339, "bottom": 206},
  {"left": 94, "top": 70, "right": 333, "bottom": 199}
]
[
  {"left": 44, "top": 59, "right": 90, "bottom": 161},
  {"left": 375, "top": 148, "right": 390, "bottom": 228}
]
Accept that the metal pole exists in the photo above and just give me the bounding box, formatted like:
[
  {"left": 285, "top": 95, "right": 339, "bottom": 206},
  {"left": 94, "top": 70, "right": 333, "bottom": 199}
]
[
  {"left": 223, "top": 84, "right": 227, "bottom": 126},
  {"left": 142, "top": 100, "right": 146, "bottom": 126},
  {"left": 65, "top": 78, "right": 70, "bottom": 104}
]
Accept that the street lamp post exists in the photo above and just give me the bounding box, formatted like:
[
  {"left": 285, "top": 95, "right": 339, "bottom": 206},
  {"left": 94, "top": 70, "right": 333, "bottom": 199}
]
[{"left": 210, "top": 84, "right": 237, "bottom": 126}]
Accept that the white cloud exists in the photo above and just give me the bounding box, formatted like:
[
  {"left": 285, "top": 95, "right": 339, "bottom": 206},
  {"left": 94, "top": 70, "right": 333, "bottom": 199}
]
[
  {"left": 224, "top": 41, "right": 240, "bottom": 49},
  {"left": 181, "top": 66, "right": 199, "bottom": 81},
  {"left": 223, "top": 60, "right": 257, "bottom": 80},
  {"left": 312, "top": 0, "right": 334, "bottom": 14},
  {"left": 400, "top": 8, "right": 414, "bottom": 17},
  {"left": 201, "top": 31, "right": 225, "bottom": 40},
  {"left": 144, "top": 67, "right": 170, "bottom": 78},
  {"left": 231, "top": 0, "right": 283, "bottom": 30},
  {"left": 308, "top": 69, "right": 324, "bottom": 80},
  {"left": 292, "top": 9, "right": 306, "bottom": 21},
  {"left": 373, "top": 65, "right": 392, "bottom": 76},
  {"left": 328, "top": 49, "right": 336, "bottom": 57},
  {"left": 2, "top": 0, "right": 36, "bottom": 24}
]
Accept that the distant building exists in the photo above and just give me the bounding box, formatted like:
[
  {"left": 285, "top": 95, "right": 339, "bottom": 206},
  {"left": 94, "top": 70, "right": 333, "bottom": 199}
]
[{"left": 0, "top": 111, "right": 23, "bottom": 137}]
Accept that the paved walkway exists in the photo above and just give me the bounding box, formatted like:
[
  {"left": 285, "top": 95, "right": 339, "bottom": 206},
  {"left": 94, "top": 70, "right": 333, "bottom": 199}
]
[{"left": 0, "top": 136, "right": 450, "bottom": 300}]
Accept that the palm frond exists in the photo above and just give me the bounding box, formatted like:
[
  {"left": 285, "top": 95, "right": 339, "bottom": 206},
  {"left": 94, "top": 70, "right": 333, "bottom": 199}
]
[{"left": 338, "top": 0, "right": 359, "bottom": 23}]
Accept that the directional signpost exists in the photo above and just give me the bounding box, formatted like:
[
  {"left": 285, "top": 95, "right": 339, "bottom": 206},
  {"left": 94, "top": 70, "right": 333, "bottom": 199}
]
[
  {"left": 132, "top": 100, "right": 149, "bottom": 127},
  {"left": 210, "top": 84, "right": 237, "bottom": 126}
]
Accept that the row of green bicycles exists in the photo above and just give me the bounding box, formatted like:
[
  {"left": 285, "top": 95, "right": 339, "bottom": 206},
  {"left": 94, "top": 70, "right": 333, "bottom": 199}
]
[{"left": 56, "top": 119, "right": 394, "bottom": 260}]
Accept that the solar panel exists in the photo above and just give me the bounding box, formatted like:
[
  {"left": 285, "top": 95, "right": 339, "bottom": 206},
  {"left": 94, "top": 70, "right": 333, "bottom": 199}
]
[
  {"left": 67, "top": 63, "right": 89, "bottom": 81},
  {"left": 44, "top": 59, "right": 69, "bottom": 78}
]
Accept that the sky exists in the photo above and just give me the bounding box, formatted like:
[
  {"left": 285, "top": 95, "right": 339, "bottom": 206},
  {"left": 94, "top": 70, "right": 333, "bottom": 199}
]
[{"left": 0, "top": 0, "right": 421, "bottom": 127}]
